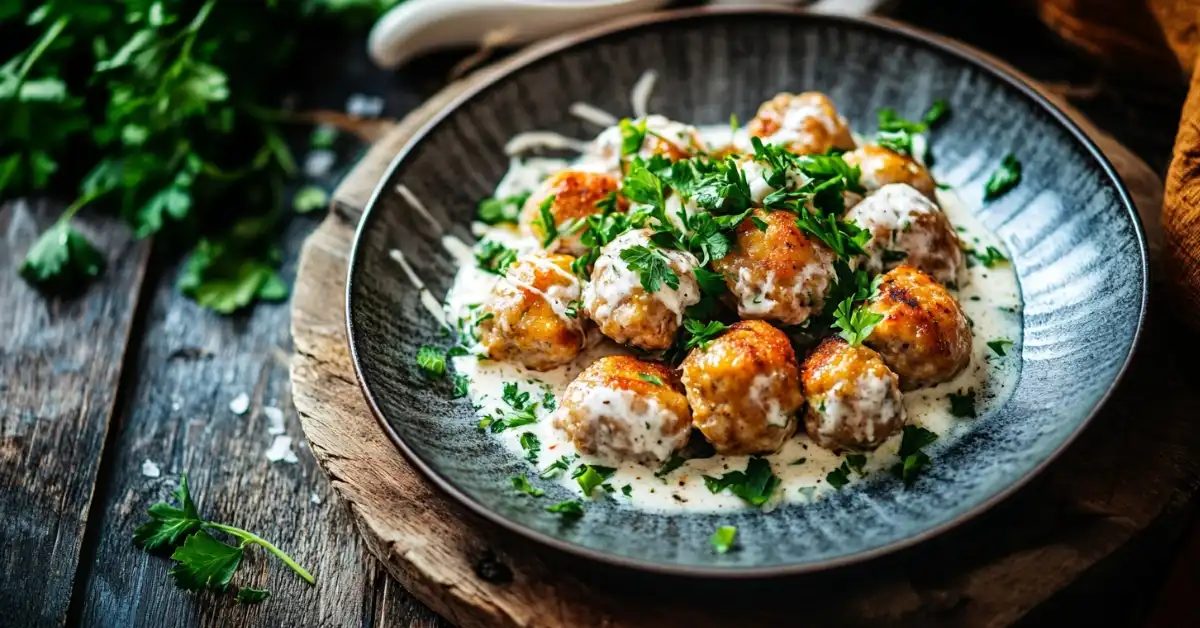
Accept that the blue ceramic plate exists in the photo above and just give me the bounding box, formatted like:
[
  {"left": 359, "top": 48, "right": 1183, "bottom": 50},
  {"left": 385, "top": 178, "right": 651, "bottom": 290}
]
[{"left": 346, "top": 8, "right": 1148, "bottom": 576}]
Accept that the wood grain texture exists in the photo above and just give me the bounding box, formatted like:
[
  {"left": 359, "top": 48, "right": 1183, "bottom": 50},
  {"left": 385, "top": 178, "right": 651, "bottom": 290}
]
[
  {"left": 67, "top": 218, "right": 388, "bottom": 628},
  {"left": 0, "top": 200, "right": 150, "bottom": 628},
  {"left": 290, "top": 47, "right": 1193, "bottom": 626}
]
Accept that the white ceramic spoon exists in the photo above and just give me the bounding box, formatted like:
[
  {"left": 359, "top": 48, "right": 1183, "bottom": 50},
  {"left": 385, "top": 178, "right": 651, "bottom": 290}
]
[{"left": 368, "top": 0, "right": 888, "bottom": 69}]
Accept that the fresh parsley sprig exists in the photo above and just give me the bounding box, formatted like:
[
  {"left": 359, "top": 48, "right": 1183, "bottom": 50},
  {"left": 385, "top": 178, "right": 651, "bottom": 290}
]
[
  {"left": 133, "top": 474, "right": 313, "bottom": 600},
  {"left": 477, "top": 192, "right": 530, "bottom": 225},
  {"left": 619, "top": 244, "right": 679, "bottom": 293},
  {"left": 703, "top": 456, "right": 780, "bottom": 507},
  {"left": 475, "top": 239, "right": 517, "bottom": 276},
  {"left": 832, "top": 298, "right": 884, "bottom": 346},
  {"left": 794, "top": 207, "right": 871, "bottom": 260}
]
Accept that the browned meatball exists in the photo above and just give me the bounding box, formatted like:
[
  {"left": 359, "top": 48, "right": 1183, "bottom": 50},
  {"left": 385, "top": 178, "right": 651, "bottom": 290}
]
[
  {"left": 583, "top": 115, "right": 706, "bottom": 175},
  {"left": 864, "top": 266, "right": 972, "bottom": 390},
  {"left": 553, "top": 356, "right": 692, "bottom": 463},
  {"left": 520, "top": 170, "right": 626, "bottom": 256},
  {"left": 583, "top": 229, "right": 701, "bottom": 351},
  {"left": 478, "top": 253, "right": 585, "bottom": 371},
  {"left": 844, "top": 183, "right": 966, "bottom": 287},
  {"left": 801, "top": 337, "right": 906, "bottom": 451},
  {"left": 680, "top": 320, "right": 804, "bottom": 455},
  {"left": 747, "top": 92, "right": 856, "bottom": 156},
  {"left": 711, "top": 209, "right": 837, "bottom": 326},
  {"left": 842, "top": 145, "right": 936, "bottom": 199}
]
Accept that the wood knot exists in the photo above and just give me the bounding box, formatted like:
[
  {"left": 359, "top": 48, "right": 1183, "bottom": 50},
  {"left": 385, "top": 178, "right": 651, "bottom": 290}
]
[{"left": 472, "top": 550, "right": 513, "bottom": 585}]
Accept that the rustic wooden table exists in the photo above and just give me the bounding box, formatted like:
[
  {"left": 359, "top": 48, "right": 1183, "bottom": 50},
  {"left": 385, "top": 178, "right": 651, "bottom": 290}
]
[{"left": 1, "top": 3, "right": 1195, "bottom": 627}]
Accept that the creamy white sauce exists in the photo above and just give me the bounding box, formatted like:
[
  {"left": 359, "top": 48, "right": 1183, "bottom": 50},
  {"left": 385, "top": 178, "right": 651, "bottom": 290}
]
[{"left": 430, "top": 84, "right": 1022, "bottom": 513}]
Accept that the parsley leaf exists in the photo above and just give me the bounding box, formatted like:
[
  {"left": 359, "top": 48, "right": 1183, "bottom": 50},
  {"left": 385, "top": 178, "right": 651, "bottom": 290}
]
[
  {"left": 621, "top": 484, "right": 633, "bottom": 497},
  {"left": 638, "top": 373, "right": 664, "bottom": 386},
  {"left": 984, "top": 154, "right": 1022, "bottom": 200},
  {"left": 681, "top": 318, "right": 729, "bottom": 352},
  {"left": 475, "top": 239, "right": 517, "bottom": 276},
  {"left": 845, "top": 453, "right": 868, "bottom": 477},
  {"left": 619, "top": 117, "right": 648, "bottom": 156},
  {"left": 20, "top": 220, "right": 106, "bottom": 293},
  {"left": 534, "top": 194, "right": 559, "bottom": 248},
  {"left": 169, "top": 529, "right": 243, "bottom": 591},
  {"left": 576, "top": 464, "right": 617, "bottom": 497},
  {"left": 539, "top": 455, "right": 575, "bottom": 479},
  {"left": 890, "top": 425, "right": 939, "bottom": 485},
  {"left": 236, "top": 587, "right": 271, "bottom": 604},
  {"left": 948, "top": 390, "right": 977, "bottom": 418},
  {"left": 477, "top": 192, "right": 530, "bottom": 225},
  {"left": 519, "top": 432, "right": 540, "bottom": 464},
  {"left": 619, "top": 244, "right": 679, "bottom": 293},
  {"left": 826, "top": 461, "right": 851, "bottom": 489},
  {"left": 832, "top": 298, "right": 884, "bottom": 346},
  {"left": 795, "top": 208, "right": 871, "bottom": 260},
  {"left": 702, "top": 457, "right": 779, "bottom": 507},
  {"left": 987, "top": 339, "right": 1014, "bottom": 357},
  {"left": 510, "top": 474, "right": 544, "bottom": 497},
  {"left": 416, "top": 346, "right": 446, "bottom": 378},
  {"left": 922, "top": 99, "right": 950, "bottom": 127},
  {"left": 545, "top": 500, "right": 584, "bottom": 518},
  {"left": 621, "top": 157, "right": 666, "bottom": 213},
  {"left": 710, "top": 526, "right": 737, "bottom": 554},
  {"left": 966, "top": 245, "right": 1009, "bottom": 268},
  {"left": 452, "top": 374, "right": 470, "bottom": 399},
  {"left": 655, "top": 454, "right": 687, "bottom": 479},
  {"left": 133, "top": 474, "right": 203, "bottom": 550}
]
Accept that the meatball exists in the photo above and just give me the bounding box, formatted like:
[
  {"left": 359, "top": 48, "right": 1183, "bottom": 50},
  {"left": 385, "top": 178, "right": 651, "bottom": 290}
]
[
  {"left": 553, "top": 355, "right": 692, "bottom": 464},
  {"left": 680, "top": 320, "right": 804, "bottom": 455},
  {"left": 747, "top": 92, "right": 856, "bottom": 156},
  {"left": 478, "top": 253, "right": 585, "bottom": 371},
  {"left": 711, "top": 209, "right": 837, "bottom": 326},
  {"left": 844, "top": 183, "right": 966, "bottom": 287},
  {"left": 583, "top": 230, "right": 701, "bottom": 350},
  {"left": 801, "top": 337, "right": 906, "bottom": 451},
  {"left": 843, "top": 145, "right": 936, "bottom": 199},
  {"left": 520, "top": 170, "right": 625, "bottom": 256},
  {"left": 864, "top": 266, "right": 972, "bottom": 390},
  {"left": 583, "top": 114, "right": 705, "bottom": 174}
]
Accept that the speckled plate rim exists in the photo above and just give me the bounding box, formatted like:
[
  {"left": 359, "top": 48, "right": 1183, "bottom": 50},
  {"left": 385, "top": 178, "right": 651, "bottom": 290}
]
[{"left": 345, "top": 7, "right": 1150, "bottom": 578}]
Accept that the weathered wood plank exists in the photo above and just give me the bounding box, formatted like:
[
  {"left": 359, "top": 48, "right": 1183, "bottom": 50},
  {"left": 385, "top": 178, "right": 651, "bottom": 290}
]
[
  {"left": 0, "top": 200, "right": 151, "bottom": 628},
  {"left": 69, "top": 218, "right": 382, "bottom": 628}
]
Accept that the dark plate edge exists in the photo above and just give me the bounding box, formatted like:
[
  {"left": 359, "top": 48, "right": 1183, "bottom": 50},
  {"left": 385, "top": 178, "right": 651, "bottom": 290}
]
[{"left": 343, "top": 6, "right": 1151, "bottom": 578}]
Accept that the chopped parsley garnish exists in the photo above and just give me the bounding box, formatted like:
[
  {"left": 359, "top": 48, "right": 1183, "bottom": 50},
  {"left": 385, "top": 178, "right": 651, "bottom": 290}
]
[
  {"left": 519, "top": 432, "right": 541, "bottom": 464},
  {"left": 845, "top": 454, "right": 868, "bottom": 477},
  {"left": 751, "top": 138, "right": 862, "bottom": 213},
  {"left": 475, "top": 239, "right": 517, "bottom": 276},
  {"left": 621, "top": 484, "right": 633, "bottom": 497},
  {"left": 619, "top": 244, "right": 679, "bottom": 293},
  {"left": 987, "top": 339, "right": 1014, "bottom": 357},
  {"left": 750, "top": 216, "right": 769, "bottom": 231},
  {"left": 710, "top": 526, "right": 737, "bottom": 554},
  {"left": 681, "top": 318, "right": 729, "bottom": 352},
  {"left": 891, "top": 425, "right": 938, "bottom": 485},
  {"left": 655, "top": 454, "right": 687, "bottom": 479},
  {"left": 236, "top": 587, "right": 270, "bottom": 604},
  {"left": 693, "top": 267, "right": 727, "bottom": 297},
  {"left": 795, "top": 208, "right": 871, "bottom": 260},
  {"left": 967, "top": 245, "right": 1009, "bottom": 268},
  {"left": 575, "top": 464, "right": 617, "bottom": 496},
  {"left": 637, "top": 373, "right": 664, "bottom": 386},
  {"left": 451, "top": 374, "right": 470, "bottom": 399},
  {"left": 875, "top": 101, "right": 948, "bottom": 158},
  {"left": 534, "top": 194, "right": 559, "bottom": 247},
  {"left": 619, "top": 117, "right": 648, "bottom": 156},
  {"left": 789, "top": 457, "right": 808, "bottom": 466},
  {"left": 477, "top": 192, "right": 530, "bottom": 225},
  {"left": 502, "top": 382, "right": 530, "bottom": 409},
  {"left": 545, "top": 499, "right": 584, "bottom": 518},
  {"left": 539, "top": 455, "right": 575, "bottom": 479},
  {"left": 416, "top": 346, "right": 446, "bottom": 378},
  {"left": 826, "top": 462, "right": 852, "bottom": 489},
  {"left": 832, "top": 298, "right": 884, "bottom": 346},
  {"left": 621, "top": 157, "right": 667, "bottom": 214},
  {"left": 510, "top": 474, "right": 544, "bottom": 497},
  {"left": 541, "top": 390, "right": 557, "bottom": 411},
  {"left": 923, "top": 99, "right": 950, "bottom": 127},
  {"left": 478, "top": 382, "right": 540, "bottom": 432},
  {"left": 564, "top": 300, "right": 581, "bottom": 319},
  {"left": 702, "top": 457, "right": 779, "bottom": 507},
  {"left": 948, "top": 389, "right": 977, "bottom": 418},
  {"left": 984, "top": 154, "right": 1022, "bottom": 200}
]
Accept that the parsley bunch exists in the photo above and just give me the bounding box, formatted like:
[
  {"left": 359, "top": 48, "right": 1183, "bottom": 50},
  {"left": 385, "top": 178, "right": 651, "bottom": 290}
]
[
  {"left": 5, "top": 0, "right": 402, "bottom": 309},
  {"left": 133, "top": 474, "right": 313, "bottom": 601}
]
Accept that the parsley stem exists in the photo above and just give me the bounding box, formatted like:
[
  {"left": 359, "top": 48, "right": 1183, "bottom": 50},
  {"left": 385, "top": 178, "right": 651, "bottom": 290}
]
[
  {"left": 12, "top": 16, "right": 70, "bottom": 96},
  {"left": 58, "top": 186, "right": 111, "bottom": 224},
  {"left": 202, "top": 522, "right": 315, "bottom": 585}
]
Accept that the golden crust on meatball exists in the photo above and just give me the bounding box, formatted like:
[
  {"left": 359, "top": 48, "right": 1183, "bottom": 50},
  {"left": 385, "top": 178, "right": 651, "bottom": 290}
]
[
  {"left": 864, "top": 266, "right": 972, "bottom": 390},
  {"left": 801, "top": 337, "right": 906, "bottom": 451},
  {"left": 520, "top": 170, "right": 626, "bottom": 256},
  {"left": 711, "top": 209, "right": 837, "bottom": 326},
  {"left": 553, "top": 356, "right": 692, "bottom": 463},
  {"left": 843, "top": 145, "right": 936, "bottom": 199},
  {"left": 478, "top": 253, "right": 585, "bottom": 371},
  {"left": 747, "top": 92, "right": 856, "bottom": 156},
  {"left": 680, "top": 320, "right": 804, "bottom": 455}
]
